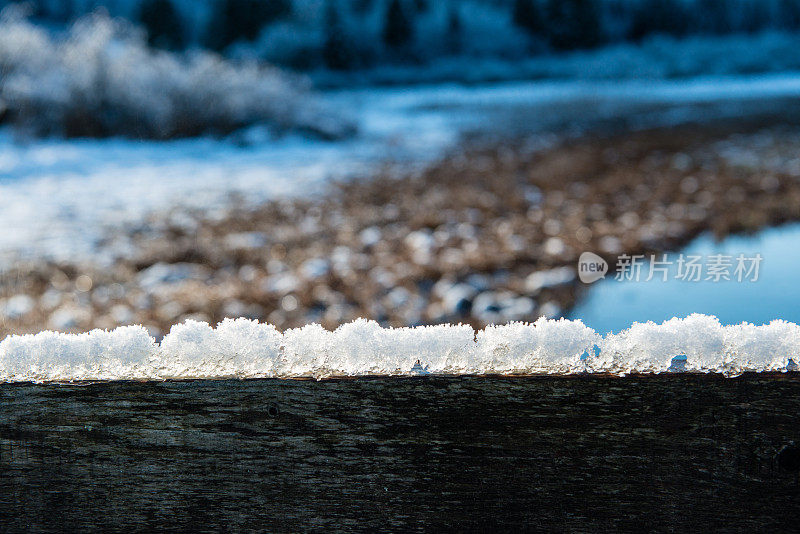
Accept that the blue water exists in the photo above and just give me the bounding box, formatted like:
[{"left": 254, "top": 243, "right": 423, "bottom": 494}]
[{"left": 570, "top": 223, "right": 800, "bottom": 334}]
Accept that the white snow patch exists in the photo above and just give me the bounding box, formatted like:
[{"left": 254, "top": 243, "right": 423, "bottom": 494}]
[
  {"left": 476, "top": 317, "right": 600, "bottom": 375},
  {"left": 0, "top": 325, "right": 155, "bottom": 382},
  {"left": 722, "top": 319, "right": 800, "bottom": 373},
  {"left": 0, "top": 314, "right": 797, "bottom": 382},
  {"left": 155, "top": 318, "right": 283, "bottom": 378},
  {"left": 597, "top": 314, "right": 726, "bottom": 374}
]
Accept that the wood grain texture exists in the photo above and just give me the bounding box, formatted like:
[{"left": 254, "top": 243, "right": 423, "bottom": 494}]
[{"left": 1, "top": 375, "right": 799, "bottom": 532}]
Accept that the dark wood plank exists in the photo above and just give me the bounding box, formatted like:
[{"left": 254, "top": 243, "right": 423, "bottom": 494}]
[{"left": 1, "top": 375, "right": 799, "bottom": 532}]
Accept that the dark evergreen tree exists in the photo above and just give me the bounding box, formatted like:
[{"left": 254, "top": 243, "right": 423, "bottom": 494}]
[
  {"left": 138, "top": 0, "right": 185, "bottom": 50},
  {"left": 412, "top": 0, "right": 429, "bottom": 13},
  {"left": 351, "top": 0, "right": 374, "bottom": 14},
  {"left": 445, "top": 6, "right": 461, "bottom": 54},
  {"left": 382, "top": 0, "right": 412, "bottom": 48},
  {"left": 208, "top": 0, "right": 292, "bottom": 51},
  {"left": 323, "top": 1, "right": 352, "bottom": 69},
  {"left": 512, "top": 0, "right": 545, "bottom": 35},
  {"left": 545, "top": 0, "right": 601, "bottom": 50},
  {"left": 740, "top": 1, "right": 770, "bottom": 33},
  {"left": 628, "top": 0, "right": 689, "bottom": 41},
  {"left": 574, "top": 0, "right": 602, "bottom": 47},
  {"left": 736, "top": 1, "right": 770, "bottom": 33},
  {"left": 779, "top": 0, "right": 800, "bottom": 31},
  {"left": 693, "top": 0, "right": 731, "bottom": 34}
]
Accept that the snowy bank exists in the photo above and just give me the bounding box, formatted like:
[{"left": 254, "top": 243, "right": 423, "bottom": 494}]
[
  {"left": 4, "top": 72, "right": 800, "bottom": 267},
  {"left": 0, "top": 314, "right": 797, "bottom": 382}
]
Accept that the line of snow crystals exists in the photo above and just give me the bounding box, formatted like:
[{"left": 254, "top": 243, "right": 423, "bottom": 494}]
[{"left": 0, "top": 314, "right": 798, "bottom": 382}]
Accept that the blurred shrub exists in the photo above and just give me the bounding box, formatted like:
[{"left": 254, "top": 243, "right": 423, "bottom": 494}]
[{"left": 0, "top": 8, "right": 355, "bottom": 139}]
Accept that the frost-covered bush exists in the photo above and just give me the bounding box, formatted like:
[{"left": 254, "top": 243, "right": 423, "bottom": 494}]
[{"left": 0, "top": 8, "right": 354, "bottom": 139}]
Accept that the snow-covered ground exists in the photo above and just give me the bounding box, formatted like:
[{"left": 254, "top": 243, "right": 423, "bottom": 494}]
[{"left": 4, "top": 72, "right": 800, "bottom": 267}]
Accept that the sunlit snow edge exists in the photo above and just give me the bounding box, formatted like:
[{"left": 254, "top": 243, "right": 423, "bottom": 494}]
[{"left": 0, "top": 314, "right": 797, "bottom": 382}]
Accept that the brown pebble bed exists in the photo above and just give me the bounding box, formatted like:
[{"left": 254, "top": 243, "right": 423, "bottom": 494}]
[{"left": 2, "top": 119, "right": 800, "bottom": 338}]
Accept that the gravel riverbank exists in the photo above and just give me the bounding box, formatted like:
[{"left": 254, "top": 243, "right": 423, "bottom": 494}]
[{"left": 3, "top": 118, "right": 800, "bottom": 337}]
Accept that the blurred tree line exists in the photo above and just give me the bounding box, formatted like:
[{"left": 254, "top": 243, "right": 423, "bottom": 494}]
[{"left": 7, "top": 0, "right": 800, "bottom": 69}]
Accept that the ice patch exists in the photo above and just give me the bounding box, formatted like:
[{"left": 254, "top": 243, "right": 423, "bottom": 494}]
[{"left": 1, "top": 314, "right": 798, "bottom": 382}]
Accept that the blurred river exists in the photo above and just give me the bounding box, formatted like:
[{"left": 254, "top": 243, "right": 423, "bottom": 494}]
[{"left": 571, "top": 223, "right": 800, "bottom": 332}]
